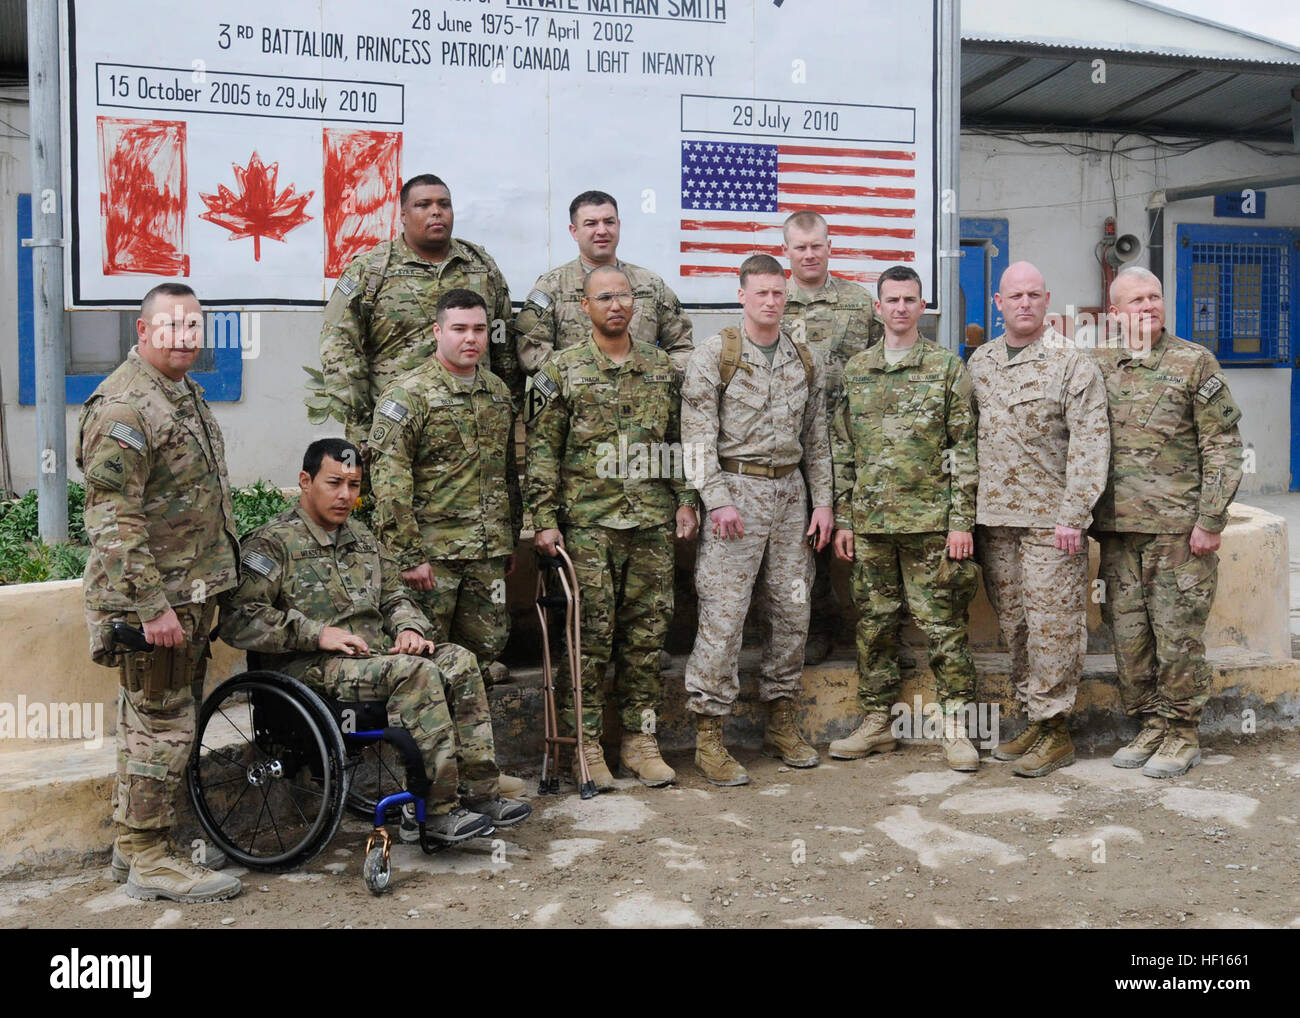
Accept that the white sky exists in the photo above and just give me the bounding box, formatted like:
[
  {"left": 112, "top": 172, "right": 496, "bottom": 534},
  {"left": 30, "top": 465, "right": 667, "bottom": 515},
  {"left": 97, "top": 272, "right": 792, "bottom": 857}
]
[{"left": 1151, "top": 0, "right": 1300, "bottom": 49}]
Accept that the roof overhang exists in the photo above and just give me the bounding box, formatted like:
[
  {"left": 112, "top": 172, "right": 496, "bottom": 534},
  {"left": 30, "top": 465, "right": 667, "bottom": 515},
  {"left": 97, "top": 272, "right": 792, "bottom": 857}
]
[{"left": 962, "top": 38, "right": 1300, "bottom": 142}]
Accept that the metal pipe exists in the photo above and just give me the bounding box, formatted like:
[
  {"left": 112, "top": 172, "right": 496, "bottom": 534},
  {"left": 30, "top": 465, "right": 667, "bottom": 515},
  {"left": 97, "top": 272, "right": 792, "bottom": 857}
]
[
  {"left": 938, "top": 0, "right": 962, "bottom": 350},
  {"left": 26, "top": 0, "right": 67, "bottom": 541}
]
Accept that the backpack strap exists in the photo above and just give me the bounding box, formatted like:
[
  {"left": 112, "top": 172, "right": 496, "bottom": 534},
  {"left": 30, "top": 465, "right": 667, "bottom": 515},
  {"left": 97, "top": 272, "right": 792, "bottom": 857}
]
[
  {"left": 791, "top": 335, "right": 814, "bottom": 389},
  {"left": 718, "top": 327, "right": 745, "bottom": 389},
  {"left": 359, "top": 242, "right": 395, "bottom": 327}
]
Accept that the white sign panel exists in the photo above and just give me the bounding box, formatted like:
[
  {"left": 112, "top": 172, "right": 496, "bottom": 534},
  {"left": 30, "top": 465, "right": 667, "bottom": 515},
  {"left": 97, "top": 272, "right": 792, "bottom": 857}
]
[{"left": 63, "top": 0, "right": 937, "bottom": 308}]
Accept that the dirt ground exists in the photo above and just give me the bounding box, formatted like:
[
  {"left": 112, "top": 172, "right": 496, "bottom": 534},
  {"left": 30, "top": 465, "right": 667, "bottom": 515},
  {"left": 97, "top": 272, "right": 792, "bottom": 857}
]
[{"left": 2, "top": 727, "right": 1299, "bottom": 930}]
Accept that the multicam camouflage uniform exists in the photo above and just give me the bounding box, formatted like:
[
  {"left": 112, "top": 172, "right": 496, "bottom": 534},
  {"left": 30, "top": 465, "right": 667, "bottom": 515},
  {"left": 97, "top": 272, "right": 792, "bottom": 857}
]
[
  {"left": 680, "top": 325, "right": 832, "bottom": 715},
  {"left": 784, "top": 275, "right": 884, "bottom": 645},
  {"left": 514, "top": 258, "right": 694, "bottom": 378},
  {"left": 1091, "top": 330, "right": 1243, "bottom": 722},
  {"left": 968, "top": 329, "right": 1110, "bottom": 721},
  {"left": 219, "top": 505, "right": 499, "bottom": 809},
  {"left": 315, "top": 236, "right": 519, "bottom": 444},
  {"left": 525, "top": 337, "right": 697, "bottom": 737},
  {"left": 78, "top": 347, "right": 241, "bottom": 831},
  {"left": 368, "top": 359, "right": 521, "bottom": 681},
  {"left": 831, "top": 339, "right": 978, "bottom": 714}
]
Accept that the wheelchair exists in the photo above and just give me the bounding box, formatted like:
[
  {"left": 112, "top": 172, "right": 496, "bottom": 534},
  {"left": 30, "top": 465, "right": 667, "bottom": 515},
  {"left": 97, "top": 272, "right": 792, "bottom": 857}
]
[{"left": 110, "top": 622, "right": 477, "bottom": 895}]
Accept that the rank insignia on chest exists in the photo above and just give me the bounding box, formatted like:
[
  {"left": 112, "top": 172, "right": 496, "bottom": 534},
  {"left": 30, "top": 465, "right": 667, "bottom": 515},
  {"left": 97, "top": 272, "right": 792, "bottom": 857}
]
[
  {"left": 107, "top": 421, "right": 146, "bottom": 452},
  {"left": 377, "top": 399, "right": 409, "bottom": 424},
  {"left": 242, "top": 550, "right": 276, "bottom": 577}
]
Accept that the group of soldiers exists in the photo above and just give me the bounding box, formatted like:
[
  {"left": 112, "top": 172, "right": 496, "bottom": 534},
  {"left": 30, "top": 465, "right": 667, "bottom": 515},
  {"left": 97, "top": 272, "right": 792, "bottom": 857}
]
[{"left": 78, "top": 173, "right": 1244, "bottom": 906}]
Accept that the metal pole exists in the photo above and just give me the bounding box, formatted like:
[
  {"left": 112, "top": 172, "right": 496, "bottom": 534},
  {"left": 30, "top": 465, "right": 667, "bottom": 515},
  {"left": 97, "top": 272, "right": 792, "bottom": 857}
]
[
  {"left": 937, "top": 0, "right": 961, "bottom": 350},
  {"left": 26, "top": 0, "right": 68, "bottom": 541}
]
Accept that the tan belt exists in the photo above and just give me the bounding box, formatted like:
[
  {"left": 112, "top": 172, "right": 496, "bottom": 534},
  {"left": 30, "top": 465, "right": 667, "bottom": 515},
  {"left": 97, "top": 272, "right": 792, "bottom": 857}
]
[{"left": 718, "top": 458, "right": 798, "bottom": 479}]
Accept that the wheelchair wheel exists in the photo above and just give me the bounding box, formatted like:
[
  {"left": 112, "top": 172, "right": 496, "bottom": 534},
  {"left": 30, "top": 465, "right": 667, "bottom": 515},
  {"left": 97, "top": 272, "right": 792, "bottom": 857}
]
[
  {"left": 345, "top": 740, "right": 408, "bottom": 823},
  {"left": 188, "top": 671, "right": 348, "bottom": 872},
  {"left": 362, "top": 843, "right": 391, "bottom": 894}
]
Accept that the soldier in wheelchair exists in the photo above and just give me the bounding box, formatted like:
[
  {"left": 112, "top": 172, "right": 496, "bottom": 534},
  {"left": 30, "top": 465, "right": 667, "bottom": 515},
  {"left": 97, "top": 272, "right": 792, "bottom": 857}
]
[{"left": 216, "top": 438, "right": 530, "bottom": 857}]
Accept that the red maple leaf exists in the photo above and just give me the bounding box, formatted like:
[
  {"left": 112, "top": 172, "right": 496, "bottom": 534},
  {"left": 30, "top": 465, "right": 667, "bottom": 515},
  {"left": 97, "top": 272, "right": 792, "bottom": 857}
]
[{"left": 198, "top": 152, "right": 314, "bottom": 260}]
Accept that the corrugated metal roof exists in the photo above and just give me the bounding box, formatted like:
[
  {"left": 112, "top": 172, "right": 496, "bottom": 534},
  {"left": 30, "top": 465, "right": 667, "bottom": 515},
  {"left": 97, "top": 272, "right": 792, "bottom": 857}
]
[{"left": 962, "top": 40, "right": 1300, "bottom": 140}]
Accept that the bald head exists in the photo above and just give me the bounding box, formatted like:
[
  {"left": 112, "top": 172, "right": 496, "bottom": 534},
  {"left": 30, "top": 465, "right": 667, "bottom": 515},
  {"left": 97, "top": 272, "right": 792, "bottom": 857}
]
[
  {"left": 584, "top": 264, "right": 630, "bottom": 297},
  {"left": 994, "top": 261, "right": 1051, "bottom": 345}
]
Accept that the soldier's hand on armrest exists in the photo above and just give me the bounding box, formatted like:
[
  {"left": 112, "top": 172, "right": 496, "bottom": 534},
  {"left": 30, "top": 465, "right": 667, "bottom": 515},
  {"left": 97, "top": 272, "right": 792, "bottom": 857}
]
[
  {"left": 833, "top": 529, "right": 855, "bottom": 563},
  {"left": 946, "top": 530, "right": 974, "bottom": 560},
  {"left": 390, "top": 629, "right": 435, "bottom": 656},
  {"left": 675, "top": 505, "right": 699, "bottom": 541},
  {"left": 142, "top": 608, "right": 186, "bottom": 649},
  {"left": 535, "top": 528, "right": 564, "bottom": 557},
  {"left": 320, "top": 626, "right": 369, "bottom": 655},
  {"left": 401, "top": 562, "right": 435, "bottom": 592}
]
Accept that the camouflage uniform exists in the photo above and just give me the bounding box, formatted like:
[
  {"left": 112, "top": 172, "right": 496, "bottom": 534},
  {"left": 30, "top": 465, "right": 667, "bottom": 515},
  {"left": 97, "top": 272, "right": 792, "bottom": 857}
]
[
  {"left": 219, "top": 506, "right": 499, "bottom": 809},
  {"left": 1091, "top": 330, "right": 1243, "bottom": 722},
  {"left": 78, "top": 347, "right": 240, "bottom": 831},
  {"left": 831, "top": 339, "right": 978, "bottom": 713},
  {"left": 525, "top": 337, "right": 697, "bottom": 737},
  {"left": 784, "top": 275, "right": 884, "bottom": 644},
  {"left": 368, "top": 358, "right": 521, "bottom": 678},
  {"left": 515, "top": 258, "right": 694, "bottom": 378},
  {"left": 316, "top": 235, "right": 519, "bottom": 444},
  {"left": 968, "top": 330, "right": 1110, "bottom": 721},
  {"left": 681, "top": 325, "right": 832, "bottom": 715}
]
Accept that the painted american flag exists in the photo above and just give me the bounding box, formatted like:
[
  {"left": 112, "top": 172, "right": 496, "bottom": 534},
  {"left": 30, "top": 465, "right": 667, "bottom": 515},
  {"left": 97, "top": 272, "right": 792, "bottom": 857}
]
[{"left": 678, "top": 139, "right": 916, "bottom": 285}]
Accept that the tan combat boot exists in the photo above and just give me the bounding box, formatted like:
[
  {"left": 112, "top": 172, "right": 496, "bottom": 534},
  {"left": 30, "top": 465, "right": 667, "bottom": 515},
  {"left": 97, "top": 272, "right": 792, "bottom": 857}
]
[
  {"left": 572, "top": 739, "right": 616, "bottom": 792},
  {"left": 695, "top": 715, "right": 749, "bottom": 786},
  {"left": 941, "top": 711, "right": 980, "bottom": 772},
  {"left": 496, "top": 774, "right": 527, "bottom": 798},
  {"left": 762, "top": 698, "right": 820, "bottom": 767},
  {"left": 620, "top": 731, "right": 676, "bottom": 787},
  {"left": 829, "top": 711, "right": 897, "bottom": 759},
  {"left": 1012, "top": 716, "right": 1075, "bottom": 777},
  {"left": 112, "top": 828, "right": 228, "bottom": 883},
  {"left": 1141, "top": 720, "right": 1201, "bottom": 779},
  {"left": 1112, "top": 715, "right": 1168, "bottom": 769},
  {"left": 992, "top": 721, "right": 1044, "bottom": 762},
  {"left": 124, "top": 832, "right": 242, "bottom": 903}
]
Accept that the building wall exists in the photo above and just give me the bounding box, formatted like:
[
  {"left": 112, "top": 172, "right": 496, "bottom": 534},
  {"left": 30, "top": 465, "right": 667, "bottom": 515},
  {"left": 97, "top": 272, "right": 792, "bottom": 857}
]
[
  {"left": 3, "top": 97, "right": 1296, "bottom": 493},
  {"left": 961, "top": 130, "right": 1300, "bottom": 493}
]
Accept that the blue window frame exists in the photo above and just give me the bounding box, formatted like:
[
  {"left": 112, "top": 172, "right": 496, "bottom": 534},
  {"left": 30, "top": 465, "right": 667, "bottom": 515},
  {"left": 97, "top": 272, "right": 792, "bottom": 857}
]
[
  {"left": 16, "top": 193, "right": 243, "bottom": 404},
  {"left": 1175, "top": 223, "right": 1297, "bottom": 367}
]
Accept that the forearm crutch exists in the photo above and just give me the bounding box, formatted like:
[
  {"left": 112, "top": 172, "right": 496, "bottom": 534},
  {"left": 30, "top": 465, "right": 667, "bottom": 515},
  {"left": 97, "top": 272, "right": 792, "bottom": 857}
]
[{"left": 535, "top": 546, "right": 597, "bottom": 799}]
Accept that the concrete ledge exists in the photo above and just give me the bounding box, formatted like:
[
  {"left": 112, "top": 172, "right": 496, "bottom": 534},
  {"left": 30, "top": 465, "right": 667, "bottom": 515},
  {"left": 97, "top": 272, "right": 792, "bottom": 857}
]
[{"left": 3, "top": 648, "right": 1297, "bottom": 880}]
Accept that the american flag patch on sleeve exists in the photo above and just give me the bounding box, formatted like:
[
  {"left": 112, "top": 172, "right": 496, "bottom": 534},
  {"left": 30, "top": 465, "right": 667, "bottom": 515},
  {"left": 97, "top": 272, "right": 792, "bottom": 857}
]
[
  {"left": 526, "top": 288, "right": 552, "bottom": 310},
  {"left": 242, "top": 550, "right": 276, "bottom": 578},
  {"left": 107, "top": 421, "right": 146, "bottom": 452},
  {"left": 533, "top": 372, "right": 557, "bottom": 400},
  {"left": 377, "top": 398, "right": 409, "bottom": 423},
  {"left": 335, "top": 275, "right": 357, "bottom": 297}
]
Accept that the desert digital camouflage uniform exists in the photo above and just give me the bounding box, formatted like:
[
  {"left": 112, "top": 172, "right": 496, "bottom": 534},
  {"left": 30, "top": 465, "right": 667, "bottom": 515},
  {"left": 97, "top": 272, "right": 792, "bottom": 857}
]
[
  {"left": 368, "top": 358, "right": 521, "bottom": 680},
  {"left": 219, "top": 505, "right": 499, "bottom": 809},
  {"left": 1091, "top": 330, "right": 1243, "bottom": 722},
  {"left": 681, "top": 325, "right": 832, "bottom": 715},
  {"left": 78, "top": 347, "right": 241, "bottom": 831},
  {"left": 315, "top": 235, "right": 519, "bottom": 444},
  {"left": 526, "top": 336, "right": 698, "bottom": 737},
  {"left": 968, "top": 328, "right": 1110, "bottom": 721},
  {"left": 784, "top": 274, "right": 884, "bottom": 644},
  {"left": 831, "top": 339, "right": 978, "bottom": 713},
  {"left": 515, "top": 258, "right": 694, "bottom": 378}
]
